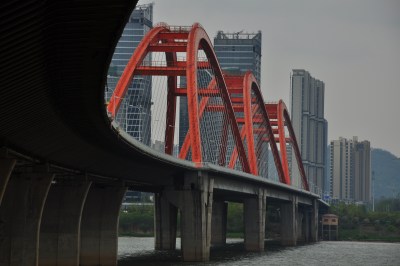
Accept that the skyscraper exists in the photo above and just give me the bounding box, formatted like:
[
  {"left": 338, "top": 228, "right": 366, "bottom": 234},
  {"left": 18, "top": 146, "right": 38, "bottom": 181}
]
[
  {"left": 330, "top": 137, "right": 371, "bottom": 203},
  {"left": 290, "top": 69, "right": 328, "bottom": 193},
  {"left": 105, "top": 3, "right": 153, "bottom": 145},
  {"left": 214, "top": 31, "right": 262, "bottom": 84}
]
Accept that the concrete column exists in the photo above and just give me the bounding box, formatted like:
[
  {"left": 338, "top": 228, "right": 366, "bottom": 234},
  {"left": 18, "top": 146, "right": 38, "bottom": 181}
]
[
  {"left": 211, "top": 201, "right": 227, "bottom": 247},
  {"left": 79, "top": 185, "right": 127, "bottom": 266},
  {"left": 280, "top": 196, "right": 298, "bottom": 246},
  {"left": 39, "top": 179, "right": 92, "bottom": 266},
  {"left": 310, "top": 199, "right": 319, "bottom": 242},
  {"left": 303, "top": 209, "right": 311, "bottom": 243},
  {"left": 154, "top": 192, "right": 177, "bottom": 250},
  {"left": 244, "top": 189, "right": 266, "bottom": 252},
  {"left": 0, "top": 172, "right": 54, "bottom": 266},
  {"left": 180, "top": 171, "right": 213, "bottom": 262},
  {"left": 0, "top": 158, "right": 16, "bottom": 205},
  {"left": 297, "top": 210, "right": 304, "bottom": 242}
]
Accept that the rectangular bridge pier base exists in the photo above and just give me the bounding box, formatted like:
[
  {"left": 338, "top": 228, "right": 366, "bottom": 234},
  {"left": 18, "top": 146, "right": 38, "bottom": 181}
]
[
  {"left": 155, "top": 171, "right": 213, "bottom": 262},
  {"left": 154, "top": 192, "right": 177, "bottom": 250},
  {"left": 180, "top": 172, "right": 213, "bottom": 262},
  {"left": 280, "top": 196, "right": 298, "bottom": 246},
  {"left": 244, "top": 189, "right": 267, "bottom": 252},
  {"left": 311, "top": 199, "right": 319, "bottom": 242},
  {"left": 211, "top": 201, "right": 227, "bottom": 247}
]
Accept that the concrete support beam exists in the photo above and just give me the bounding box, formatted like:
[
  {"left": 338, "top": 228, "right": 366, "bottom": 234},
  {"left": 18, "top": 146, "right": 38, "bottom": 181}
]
[
  {"left": 244, "top": 189, "right": 267, "bottom": 252},
  {"left": 180, "top": 171, "right": 213, "bottom": 262},
  {"left": 0, "top": 158, "right": 16, "bottom": 205},
  {"left": 154, "top": 192, "right": 178, "bottom": 250},
  {"left": 79, "top": 185, "right": 127, "bottom": 266},
  {"left": 211, "top": 201, "right": 227, "bottom": 247},
  {"left": 280, "top": 196, "right": 298, "bottom": 246},
  {"left": 311, "top": 199, "right": 319, "bottom": 242},
  {"left": 39, "top": 179, "right": 92, "bottom": 266},
  {"left": 0, "top": 172, "right": 54, "bottom": 266}
]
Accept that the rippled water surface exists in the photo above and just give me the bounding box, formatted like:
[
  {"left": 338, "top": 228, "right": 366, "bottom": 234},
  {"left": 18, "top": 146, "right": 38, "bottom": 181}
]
[{"left": 118, "top": 237, "right": 400, "bottom": 266}]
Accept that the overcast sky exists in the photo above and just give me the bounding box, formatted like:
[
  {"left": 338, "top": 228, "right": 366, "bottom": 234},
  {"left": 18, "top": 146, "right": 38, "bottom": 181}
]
[{"left": 139, "top": 0, "right": 400, "bottom": 157}]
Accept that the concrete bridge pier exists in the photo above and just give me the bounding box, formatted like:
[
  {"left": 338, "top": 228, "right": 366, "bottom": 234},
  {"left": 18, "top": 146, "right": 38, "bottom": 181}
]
[
  {"left": 244, "top": 189, "right": 267, "bottom": 252},
  {"left": 280, "top": 196, "right": 298, "bottom": 246},
  {"left": 311, "top": 199, "right": 319, "bottom": 242},
  {"left": 39, "top": 179, "right": 92, "bottom": 266},
  {"left": 211, "top": 201, "right": 227, "bottom": 247},
  {"left": 79, "top": 184, "right": 126, "bottom": 266},
  {"left": 302, "top": 207, "right": 311, "bottom": 243},
  {"left": 0, "top": 169, "right": 54, "bottom": 266},
  {"left": 296, "top": 210, "right": 304, "bottom": 242},
  {"left": 180, "top": 172, "right": 214, "bottom": 262},
  {"left": 154, "top": 192, "right": 178, "bottom": 250},
  {"left": 156, "top": 171, "right": 215, "bottom": 262}
]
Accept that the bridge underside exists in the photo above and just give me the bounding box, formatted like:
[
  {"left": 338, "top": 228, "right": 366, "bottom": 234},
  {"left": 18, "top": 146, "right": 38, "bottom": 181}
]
[{"left": 0, "top": 0, "right": 191, "bottom": 186}]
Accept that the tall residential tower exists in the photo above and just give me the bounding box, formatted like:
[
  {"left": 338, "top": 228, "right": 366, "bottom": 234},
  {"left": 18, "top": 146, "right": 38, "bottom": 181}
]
[
  {"left": 330, "top": 137, "right": 371, "bottom": 203},
  {"left": 290, "top": 69, "right": 328, "bottom": 194}
]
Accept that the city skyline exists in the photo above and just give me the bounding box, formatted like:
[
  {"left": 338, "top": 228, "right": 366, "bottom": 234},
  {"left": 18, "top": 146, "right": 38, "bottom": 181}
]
[{"left": 143, "top": 0, "right": 400, "bottom": 157}]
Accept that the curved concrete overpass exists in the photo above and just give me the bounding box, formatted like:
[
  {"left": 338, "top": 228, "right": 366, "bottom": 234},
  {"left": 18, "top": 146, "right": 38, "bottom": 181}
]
[{"left": 0, "top": 0, "right": 196, "bottom": 187}]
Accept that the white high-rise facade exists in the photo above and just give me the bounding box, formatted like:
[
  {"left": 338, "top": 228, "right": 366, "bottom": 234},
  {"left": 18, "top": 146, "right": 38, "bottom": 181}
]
[
  {"left": 330, "top": 137, "right": 371, "bottom": 203},
  {"left": 290, "top": 69, "right": 327, "bottom": 194}
]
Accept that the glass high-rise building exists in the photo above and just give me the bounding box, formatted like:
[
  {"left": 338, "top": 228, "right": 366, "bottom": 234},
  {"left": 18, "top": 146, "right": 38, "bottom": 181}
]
[
  {"left": 290, "top": 69, "right": 328, "bottom": 194},
  {"left": 105, "top": 3, "right": 153, "bottom": 145},
  {"left": 214, "top": 31, "right": 261, "bottom": 84}
]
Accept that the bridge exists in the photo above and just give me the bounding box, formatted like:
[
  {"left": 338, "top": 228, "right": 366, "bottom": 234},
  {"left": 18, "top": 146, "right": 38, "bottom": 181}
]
[{"left": 0, "top": 1, "right": 327, "bottom": 265}]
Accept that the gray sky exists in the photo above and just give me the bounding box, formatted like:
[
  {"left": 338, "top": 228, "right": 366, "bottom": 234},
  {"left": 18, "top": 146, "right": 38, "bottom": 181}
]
[{"left": 140, "top": 0, "right": 400, "bottom": 157}]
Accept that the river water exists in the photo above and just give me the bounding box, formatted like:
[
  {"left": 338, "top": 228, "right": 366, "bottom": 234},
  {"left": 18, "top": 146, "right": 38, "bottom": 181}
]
[{"left": 118, "top": 237, "right": 400, "bottom": 266}]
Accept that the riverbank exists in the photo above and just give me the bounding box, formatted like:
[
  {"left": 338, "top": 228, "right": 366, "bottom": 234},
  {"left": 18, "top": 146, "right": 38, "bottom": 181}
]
[
  {"left": 330, "top": 202, "right": 400, "bottom": 242},
  {"left": 119, "top": 202, "right": 400, "bottom": 242}
]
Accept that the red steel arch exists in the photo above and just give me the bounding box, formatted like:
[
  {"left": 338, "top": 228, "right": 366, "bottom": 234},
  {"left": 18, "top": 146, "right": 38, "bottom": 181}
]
[
  {"left": 265, "top": 101, "right": 310, "bottom": 190},
  {"left": 107, "top": 23, "right": 250, "bottom": 172},
  {"left": 224, "top": 72, "right": 286, "bottom": 184},
  {"left": 107, "top": 23, "right": 309, "bottom": 191}
]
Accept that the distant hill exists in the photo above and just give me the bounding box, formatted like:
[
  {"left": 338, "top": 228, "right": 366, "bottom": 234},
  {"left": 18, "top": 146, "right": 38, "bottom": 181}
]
[{"left": 372, "top": 148, "right": 400, "bottom": 199}]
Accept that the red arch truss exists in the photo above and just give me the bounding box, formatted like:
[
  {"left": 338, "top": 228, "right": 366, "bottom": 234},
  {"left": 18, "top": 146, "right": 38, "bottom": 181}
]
[
  {"left": 107, "top": 23, "right": 250, "bottom": 172},
  {"left": 107, "top": 23, "right": 309, "bottom": 191},
  {"left": 224, "top": 72, "right": 286, "bottom": 184},
  {"left": 265, "top": 101, "right": 310, "bottom": 190}
]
